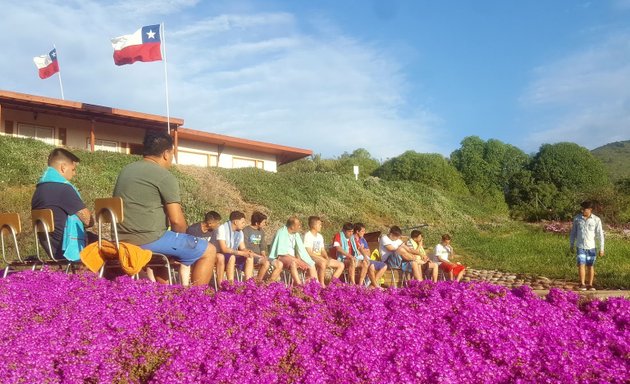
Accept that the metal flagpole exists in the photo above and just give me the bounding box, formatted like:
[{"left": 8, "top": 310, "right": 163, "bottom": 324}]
[
  {"left": 53, "top": 44, "right": 65, "bottom": 100},
  {"left": 161, "top": 23, "right": 171, "bottom": 134}
]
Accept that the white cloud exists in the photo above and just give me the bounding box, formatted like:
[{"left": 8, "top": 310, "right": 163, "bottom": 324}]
[
  {"left": 0, "top": 1, "right": 440, "bottom": 158},
  {"left": 520, "top": 32, "right": 630, "bottom": 150}
]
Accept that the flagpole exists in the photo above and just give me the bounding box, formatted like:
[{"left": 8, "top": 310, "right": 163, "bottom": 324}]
[
  {"left": 53, "top": 44, "right": 65, "bottom": 100},
  {"left": 161, "top": 23, "right": 171, "bottom": 134}
]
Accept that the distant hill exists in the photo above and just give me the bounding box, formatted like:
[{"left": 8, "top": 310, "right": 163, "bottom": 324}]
[{"left": 592, "top": 140, "right": 630, "bottom": 182}]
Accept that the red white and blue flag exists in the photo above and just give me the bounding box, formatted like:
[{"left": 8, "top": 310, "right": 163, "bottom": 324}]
[
  {"left": 33, "top": 48, "right": 60, "bottom": 79},
  {"left": 111, "top": 25, "right": 162, "bottom": 66}
]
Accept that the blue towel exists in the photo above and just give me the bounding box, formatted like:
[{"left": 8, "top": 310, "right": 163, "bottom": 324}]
[{"left": 37, "top": 167, "right": 85, "bottom": 261}]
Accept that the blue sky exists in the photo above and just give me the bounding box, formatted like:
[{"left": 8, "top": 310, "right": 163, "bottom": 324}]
[{"left": 2, "top": 0, "right": 630, "bottom": 159}]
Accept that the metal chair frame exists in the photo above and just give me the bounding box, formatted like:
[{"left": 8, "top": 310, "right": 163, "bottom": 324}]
[
  {"left": 31, "top": 209, "right": 78, "bottom": 272},
  {"left": 1, "top": 213, "right": 39, "bottom": 277},
  {"left": 94, "top": 197, "right": 174, "bottom": 284}
]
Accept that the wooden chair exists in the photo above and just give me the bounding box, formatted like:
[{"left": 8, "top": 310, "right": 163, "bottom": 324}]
[
  {"left": 31, "top": 209, "right": 78, "bottom": 272},
  {"left": 94, "top": 197, "right": 175, "bottom": 284},
  {"left": 1, "top": 213, "right": 39, "bottom": 277}
]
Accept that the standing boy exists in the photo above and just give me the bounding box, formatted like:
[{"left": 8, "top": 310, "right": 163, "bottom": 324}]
[{"left": 570, "top": 201, "right": 604, "bottom": 291}]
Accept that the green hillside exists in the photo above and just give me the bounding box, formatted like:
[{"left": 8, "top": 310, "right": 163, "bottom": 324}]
[
  {"left": 592, "top": 140, "right": 630, "bottom": 181},
  {"left": 1, "top": 135, "right": 629, "bottom": 288}
]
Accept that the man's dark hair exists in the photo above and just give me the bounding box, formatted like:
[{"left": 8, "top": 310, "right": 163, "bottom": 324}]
[
  {"left": 204, "top": 211, "right": 221, "bottom": 222},
  {"left": 229, "top": 211, "right": 246, "bottom": 221},
  {"left": 47, "top": 148, "right": 80, "bottom": 166},
  {"left": 342, "top": 222, "right": 354, "bottom": 232},
  {"left": 308, "top": 216, "right": 321, "bottom": 229},
  {"left": 286, "top": 216, "right": 300, "bottom": 228},
  {"left": 410, "top": 230, "right": 422, "bottom": 239},
  {"left": 251, "top": 211, "right": 268, "bottom": 225},
  {"left": 353, "top": 222, "right": 365, "bottom": 233},
  {"left": 581, "top": 201, "right": 594, "bottom": 209},
  {"left": 441, "top": 233, "right": 452, "bottom": 241},
  {"left": 143, "top": 131, "right": 174, "bottom": 157},
  {"left": 389, "top": 226, "right": 402, "bottom": 236}
]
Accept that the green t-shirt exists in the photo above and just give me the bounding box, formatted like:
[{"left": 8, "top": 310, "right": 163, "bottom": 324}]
[{"left": 113, "top": 160, "right": 180, "bottom": 245}]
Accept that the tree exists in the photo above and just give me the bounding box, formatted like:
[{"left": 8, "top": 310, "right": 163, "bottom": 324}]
[
  {"left": 338, "top": 148, "right": 380, "bottom": 177},
  {"left": 450, "top": 136, "right": 530, "bottom": 203},
  {"left": 373, "top": 151, "right": 469, "bottom": 195},
  {"left": 530, "top": 142, "right": 609, "bottom": 192}
]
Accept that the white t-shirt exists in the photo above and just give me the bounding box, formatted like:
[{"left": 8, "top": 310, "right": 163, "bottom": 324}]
[
  {"left": 433, "top": 243, "right": 452, "bottom": 264},
  {"left": 379, "top": 235, "right": 402, "bottom": 263},
  {"left": 303, "top": 231, "right": 325, "bottom": 257},
  {"left": 214, "top": 223, "right": 244, "bottom": 251},
  {"left": 287, "top": 233, "right": 296, "bottom": 256}
]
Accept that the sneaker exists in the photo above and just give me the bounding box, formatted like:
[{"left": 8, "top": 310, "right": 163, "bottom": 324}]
[
  {"left": 588, "top": 286, "right": 596, "bottom": 291},
  {"left": 578, "top": 285, "right": 587, "bottom": 291}
]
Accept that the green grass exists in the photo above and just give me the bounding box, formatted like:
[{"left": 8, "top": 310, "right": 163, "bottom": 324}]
[
  {"left": 1, "top": 135, "right": 628, "bottom": 289},
  {"left": 456, "top": 222, "right": 630, "bottom": 289}
]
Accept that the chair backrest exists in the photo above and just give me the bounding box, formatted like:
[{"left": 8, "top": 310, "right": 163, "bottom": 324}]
[
  {"left": 0, "top": 213, "right": 22, "bottom": 263},
  {"left": 31, "top": 209, "right": 55, "bottom": 261},
  {"left": 94, "top": 197, "right": 124, "bottom": 249}
]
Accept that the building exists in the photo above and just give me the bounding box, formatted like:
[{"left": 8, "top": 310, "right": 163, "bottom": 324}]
[{"left": 0, "top": 90, "right": 311, "bottom": 172}]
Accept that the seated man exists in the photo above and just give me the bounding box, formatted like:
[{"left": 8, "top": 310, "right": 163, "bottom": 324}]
[
  {"left": 379, "top": 226, "right": 422, "bottom": 282},
  {"left": 354, "top": 223, "right": 388, "bottom": 288},
  {"left": 303, "top": 216, "right": 344, "bottom": 288},
  {"left": 243, "top": 211, "right": 279, "bottom": 282},
  {"left": 214, "top": 211, "right": 265, "bottom": 284},
  {"left": 268, "top": 216, "right": 316, "bottom": 285},
  {"left": 405, "top": 230, "right": 434, "bottom": 281},
  {"left": 434, "top": 233, "right": 466, "bottom": 282},
  {"left": 330, "top": 222, "right": 362, "bottom": 285},
  {"left": 31, "top": 148, "right": 94, "bottom": 261},
  {"left": 186, "top": 211, "right": 222, "bottom": 286},
  {"left": 113, "top": 131, "right": 216, "bottom": 286}
]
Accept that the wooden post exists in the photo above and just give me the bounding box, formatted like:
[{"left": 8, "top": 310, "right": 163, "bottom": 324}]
[
  {"left": 172, "top": 127, "right": 179, "bottom": 164},
  {"left": 90, "top": 120, "right": 95, "bottom": 152}
]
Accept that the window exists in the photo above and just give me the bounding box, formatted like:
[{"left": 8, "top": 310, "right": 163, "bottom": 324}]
[
  {"left": 178, "top": 151, "right": 209, "bottom": 167},
  {"left": 86, "top": 138, "right": 119, "bottom": 152},
  {"left": 232, "top": 157, "right": 264, "bottom": 170},
  {"left": 17, "top": 123, "right": 54, "bottom": 145}
]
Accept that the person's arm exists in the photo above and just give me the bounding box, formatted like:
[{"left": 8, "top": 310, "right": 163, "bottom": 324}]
[
  {"left": 76, "top": 208, "right": 94, "bottom": 228},
  {"left": 596, "top": 218, "right": 605, "bottom": 256},
  {"left": 569, "top": 219, "right": 577, "bottom": 251},
  {"left": 260, "top": 232, "right": 267, "bottom": 257},
  {"left": 164, "top": 202, "right": 187, "bottom": 233},
  {"left": 335, "top": 245, "right": 354, "bottom": 259}
]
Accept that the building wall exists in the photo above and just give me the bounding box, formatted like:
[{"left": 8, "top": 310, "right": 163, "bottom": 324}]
[
  {"left": 0, "top": 107, "right": 146, "bottom": 153},
  {"left": 1, "top": 105, "right": 282, "bottom": 172},
  {"left": 178, "top": 139, "right": 278, "bottom": 172}
]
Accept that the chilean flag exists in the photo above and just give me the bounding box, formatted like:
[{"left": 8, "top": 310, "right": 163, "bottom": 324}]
[
  {"left": 111, "top": 25, "right": 162, "bottom": 66},
  {"left": 33, "top": 48, "right": 60, "bottom": 79}
]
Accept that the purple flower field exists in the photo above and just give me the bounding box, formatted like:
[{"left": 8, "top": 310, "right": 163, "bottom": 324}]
[{"left": 0, "top": 271, "right": 628, "bottom": 383}]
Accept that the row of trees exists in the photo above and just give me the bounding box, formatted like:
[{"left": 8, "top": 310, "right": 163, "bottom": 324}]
[{"left": 279, "top": 137, "right": 630, "bottom": 223}]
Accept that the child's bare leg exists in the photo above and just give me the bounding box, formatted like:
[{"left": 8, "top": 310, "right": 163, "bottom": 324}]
[
  {"left": 216, "top": 253, "right": 226, "bottom": 286},
  {"left": 269, "top": 259, "right": 283, "bottom": 281},
  {"left": 331, "top": 259, "right": 345, "bottom": 279},
  {"left": 179, "top": 264, "right": 191, "bottom": 286},
  {"left": 374, "top": 265, "right": 387, "bottom": 287},
  {"left": 244, "top": 257, "right": 254, "bottom": 280},
  {"left": 226, "top": 256, "right": 236, "bottom": 282},
  {"left": 257, "top": 258, "right": 270, "bottom": 281}
]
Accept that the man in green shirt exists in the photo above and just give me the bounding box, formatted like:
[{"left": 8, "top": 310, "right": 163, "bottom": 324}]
[{"left": 113, "top": 131, "right": 217, "bottom": 286}]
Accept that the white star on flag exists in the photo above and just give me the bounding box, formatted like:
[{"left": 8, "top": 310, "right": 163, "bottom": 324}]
[{"left": 146, "top": 30, "right": 156, "bottom": 39}]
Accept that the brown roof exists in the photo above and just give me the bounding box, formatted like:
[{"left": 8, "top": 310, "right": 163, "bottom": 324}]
[
  {"left": 177, "top": 127, "right": 312, "bottom": 165},
  {"left": 0, "top": 89, "right": 183, "bottom": 130}
]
